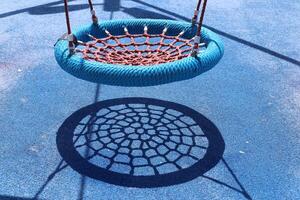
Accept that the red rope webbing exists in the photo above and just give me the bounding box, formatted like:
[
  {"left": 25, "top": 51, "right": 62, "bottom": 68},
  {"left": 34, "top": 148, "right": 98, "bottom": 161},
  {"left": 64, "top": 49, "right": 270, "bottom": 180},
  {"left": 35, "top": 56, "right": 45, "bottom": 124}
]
[{"left": 75, "top": 29, "right": 199, "bottom": 66}]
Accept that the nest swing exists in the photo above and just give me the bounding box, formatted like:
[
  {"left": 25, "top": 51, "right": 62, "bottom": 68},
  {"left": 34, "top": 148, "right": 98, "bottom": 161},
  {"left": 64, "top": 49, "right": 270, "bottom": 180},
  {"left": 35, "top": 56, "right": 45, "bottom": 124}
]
[{"left": 54, "top": 0, "right": 224, "bottom": 86}]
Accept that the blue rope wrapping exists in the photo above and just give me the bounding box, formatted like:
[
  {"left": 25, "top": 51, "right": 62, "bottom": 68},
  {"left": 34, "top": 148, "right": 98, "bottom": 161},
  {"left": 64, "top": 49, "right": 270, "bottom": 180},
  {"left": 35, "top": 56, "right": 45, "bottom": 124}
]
[{"left": 54, "top": 19, "right": 224, "bottom": 87}]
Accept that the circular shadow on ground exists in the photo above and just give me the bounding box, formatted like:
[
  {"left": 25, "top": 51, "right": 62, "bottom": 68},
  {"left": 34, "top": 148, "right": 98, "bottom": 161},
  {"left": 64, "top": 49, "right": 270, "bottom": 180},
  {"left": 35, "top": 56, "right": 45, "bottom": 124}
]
[{"left": 57, "top": 97, "right": 225, "bottom": 188}]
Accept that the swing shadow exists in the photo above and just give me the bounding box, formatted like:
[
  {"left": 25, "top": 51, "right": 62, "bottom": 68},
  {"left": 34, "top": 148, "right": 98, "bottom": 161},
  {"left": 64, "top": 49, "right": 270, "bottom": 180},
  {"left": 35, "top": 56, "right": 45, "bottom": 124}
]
[
  {"left": 28, "top": 3, "right": 103, "bottom": 15},
  {"left": 0, "top": 0, "right": 74, "bottom": 18},
  {"left": 56, "top": 97, "right": 225, "bottom": 188},
  {"left": 51, "top": 97, "right": 250, "bottom": 199},
  {"left": 0, "top": 195, "right": 40, "bottom": 200},
  {"left": 0, "top": 0, "right": 103, "bottom": 17}
]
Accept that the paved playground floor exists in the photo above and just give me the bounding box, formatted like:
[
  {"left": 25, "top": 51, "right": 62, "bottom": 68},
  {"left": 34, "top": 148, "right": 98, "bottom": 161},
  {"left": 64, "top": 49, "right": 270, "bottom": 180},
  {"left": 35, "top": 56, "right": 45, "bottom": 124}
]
[{"left": 0, "top": 0, "right": 299, "bottom": 199}]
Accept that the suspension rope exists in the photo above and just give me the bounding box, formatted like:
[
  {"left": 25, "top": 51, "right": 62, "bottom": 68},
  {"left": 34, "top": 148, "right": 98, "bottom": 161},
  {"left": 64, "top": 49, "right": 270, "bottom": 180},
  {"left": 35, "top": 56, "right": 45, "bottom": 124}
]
[
  {"left": 63, "top": 0, "right": 75, "bottom": 52},
  {"left": 88, "top": 0, "right": 98, "bottom": 23},
  {"left": 198, "top": 0, "right": 208, "bottom": 35},
  {"left": 61, "top": 0, "right": 208, "bottom": 57},
  {"left": 191, "top": 0, "right": 202, "bottom": 25},
  {"left": 191, "top": 0, "right": 208, "bottom": 57},
  {"left": 63, "top": 0, "right": 98, "bottom": 52}
]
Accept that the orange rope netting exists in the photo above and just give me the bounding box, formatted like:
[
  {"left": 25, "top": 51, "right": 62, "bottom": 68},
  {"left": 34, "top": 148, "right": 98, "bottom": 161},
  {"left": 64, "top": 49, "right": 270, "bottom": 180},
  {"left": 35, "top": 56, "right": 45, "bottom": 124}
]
[{"left": 75, "top": 27, "right": 206, "bottom": 66}]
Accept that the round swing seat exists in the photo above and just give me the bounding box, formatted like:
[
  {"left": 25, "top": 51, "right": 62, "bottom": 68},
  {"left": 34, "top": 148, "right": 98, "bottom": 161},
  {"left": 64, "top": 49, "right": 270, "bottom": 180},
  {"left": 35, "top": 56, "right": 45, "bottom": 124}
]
[{"left": 54, "top": 19, "right": 224, "bottom": 87}]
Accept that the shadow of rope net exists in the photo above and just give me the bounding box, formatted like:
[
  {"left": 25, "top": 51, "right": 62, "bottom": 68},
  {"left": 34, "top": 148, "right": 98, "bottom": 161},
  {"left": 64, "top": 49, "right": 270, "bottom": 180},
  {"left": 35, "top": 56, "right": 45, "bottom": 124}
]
[{"left": 57, "top": 97, "right": 225, "bottom": 187}]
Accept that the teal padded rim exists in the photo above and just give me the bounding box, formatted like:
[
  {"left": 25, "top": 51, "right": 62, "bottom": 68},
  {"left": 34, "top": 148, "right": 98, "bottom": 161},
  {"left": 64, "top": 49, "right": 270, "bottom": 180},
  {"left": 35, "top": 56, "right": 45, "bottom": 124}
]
[{"left": 54, "top": 19, "right": 224, "bottom": 87}]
